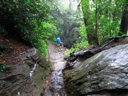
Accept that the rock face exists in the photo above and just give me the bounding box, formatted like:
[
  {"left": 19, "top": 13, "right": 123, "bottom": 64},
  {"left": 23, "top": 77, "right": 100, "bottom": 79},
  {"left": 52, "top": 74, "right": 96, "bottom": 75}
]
[
  {"left": 64, "top": 44, "right": 128, "bottom": 96},
  {"left": 0, "top": 48, "right": 51, "bottom": 96}
]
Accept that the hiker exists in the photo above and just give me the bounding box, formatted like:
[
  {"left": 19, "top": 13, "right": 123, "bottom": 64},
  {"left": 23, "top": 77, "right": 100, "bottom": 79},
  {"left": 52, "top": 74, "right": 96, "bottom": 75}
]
[
  {"left": 56, "top": 37, "right": 61, "bottom": 46},
  {"left": 60, "top": 42, "right": 64, "bottom": 47}
]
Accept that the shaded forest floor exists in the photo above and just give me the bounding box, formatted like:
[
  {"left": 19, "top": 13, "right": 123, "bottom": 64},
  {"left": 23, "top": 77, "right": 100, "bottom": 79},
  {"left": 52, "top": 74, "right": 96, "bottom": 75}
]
[{"left": 0, "top": 35, "right": 30, "bottom": 65}]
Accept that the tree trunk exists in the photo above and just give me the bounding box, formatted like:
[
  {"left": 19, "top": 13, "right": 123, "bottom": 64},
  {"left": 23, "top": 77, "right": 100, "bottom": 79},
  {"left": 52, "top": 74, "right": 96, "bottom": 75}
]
[
  {"left": 95, "top": 1, "right": 99, "bottom": 45},
  {"left": 119, "top": 0, "right": 128, "bottom": 35},
  {"left": 81, "top": 0, "right": 99, "bottom": 45},
  {"left": 83, "top": 18, "right": 93, "bottom": 44}
]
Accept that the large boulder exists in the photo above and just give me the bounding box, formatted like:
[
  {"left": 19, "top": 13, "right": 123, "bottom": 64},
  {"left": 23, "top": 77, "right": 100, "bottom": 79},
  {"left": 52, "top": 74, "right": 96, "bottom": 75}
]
[
  {"left": 0, "top": 48, "right": 51, "bottom": 96},
  {"left": 64, "top": 44, "right": 128, "bottom": 96}
]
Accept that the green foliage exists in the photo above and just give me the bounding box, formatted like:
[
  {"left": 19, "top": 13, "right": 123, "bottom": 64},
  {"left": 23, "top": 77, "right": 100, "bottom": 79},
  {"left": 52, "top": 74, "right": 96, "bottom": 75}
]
[
  {"left": 81, "top": 0, "right": 124, "bottom": 44},
  {"left": 0, "top": 64, "right": 6, "bottom": 72},
  {"left": 71, "top": 24, "right": 90, "bottom": 52},
  {"left": 36, "top": 40, "right": 47, "bottom": 56},
  {"left": 65, "top": 41, "right": 90, "bottom": 57},
  {"left": 97, "top": 0, "right": 123, "bottom": 43},
  {"left": 73, "top": 41, "right": 90, "bottom": 49},
  {"left": 66, "top": 0, "right": 124, "bottom": 55},
  {"left": 65, "top": 48, "right": 76, "bottom": 57},
  {"left": 52, "top": 0, "right": 85, "bottom": 48},
  {"left": 78, "top": 24, "right": 87, "bottom": 38},
  {"left": 0, "top": 0, "right": 58, "bottom": 56}
]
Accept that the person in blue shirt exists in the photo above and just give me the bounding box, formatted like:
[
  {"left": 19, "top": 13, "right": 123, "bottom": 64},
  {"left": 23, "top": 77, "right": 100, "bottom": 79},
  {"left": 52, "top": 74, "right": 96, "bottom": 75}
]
[{"left": 56, "top": 37, "right": 61, "bottom": 46}]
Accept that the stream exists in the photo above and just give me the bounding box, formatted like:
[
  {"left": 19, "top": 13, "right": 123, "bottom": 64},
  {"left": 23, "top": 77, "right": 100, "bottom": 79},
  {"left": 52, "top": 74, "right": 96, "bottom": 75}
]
[{"left": 43, "top": 44, "right": 67, "bottom": 96}]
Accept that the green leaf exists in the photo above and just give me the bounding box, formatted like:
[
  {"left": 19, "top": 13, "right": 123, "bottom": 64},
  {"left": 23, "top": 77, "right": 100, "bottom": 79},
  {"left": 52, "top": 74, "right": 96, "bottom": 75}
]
[{"left": 26, "top": 0, "right": 30, "bottom": 3}]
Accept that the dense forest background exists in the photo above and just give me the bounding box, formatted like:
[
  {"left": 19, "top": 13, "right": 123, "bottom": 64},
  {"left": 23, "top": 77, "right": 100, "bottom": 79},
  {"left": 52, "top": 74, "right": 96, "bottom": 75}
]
[{"left": 0, "top": 0, "right": 128, "bottom": 56}]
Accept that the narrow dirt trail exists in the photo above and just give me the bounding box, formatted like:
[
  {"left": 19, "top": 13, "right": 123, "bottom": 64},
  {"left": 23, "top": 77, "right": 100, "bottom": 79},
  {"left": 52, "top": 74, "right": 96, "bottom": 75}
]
[
  {"left": 43, "top": 43, "right": 67, "bottom": 96},
  {"left": 48, "top": 43, "right": 66, "bottom": 71}
]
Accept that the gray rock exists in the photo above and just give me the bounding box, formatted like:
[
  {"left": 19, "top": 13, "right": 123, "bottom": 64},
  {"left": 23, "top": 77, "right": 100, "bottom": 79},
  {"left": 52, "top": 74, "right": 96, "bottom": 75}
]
[
  {"left": 64, "top": 44, "right": 128, "bottom": 96},
  {"left": 0, "top": 48, "right": 51, "bottom": 96}
]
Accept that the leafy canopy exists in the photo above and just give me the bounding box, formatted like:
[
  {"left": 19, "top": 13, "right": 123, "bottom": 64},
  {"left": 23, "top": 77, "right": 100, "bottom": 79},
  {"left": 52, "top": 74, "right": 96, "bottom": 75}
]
[{"left": 0, "top": 0, "right": 58, "bottom": 56}]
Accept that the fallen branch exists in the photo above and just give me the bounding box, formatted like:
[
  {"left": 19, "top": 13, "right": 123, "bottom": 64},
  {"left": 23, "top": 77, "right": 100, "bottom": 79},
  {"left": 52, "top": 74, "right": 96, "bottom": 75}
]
[{"left": 66, "top": 35, "right": 128, "bottom": 69}]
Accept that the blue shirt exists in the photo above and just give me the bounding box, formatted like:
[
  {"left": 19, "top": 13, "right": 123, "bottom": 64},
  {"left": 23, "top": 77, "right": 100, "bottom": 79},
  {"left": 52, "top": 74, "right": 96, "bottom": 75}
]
[{"left": 56, "top": 37, "right": 61, "bottom": 44}]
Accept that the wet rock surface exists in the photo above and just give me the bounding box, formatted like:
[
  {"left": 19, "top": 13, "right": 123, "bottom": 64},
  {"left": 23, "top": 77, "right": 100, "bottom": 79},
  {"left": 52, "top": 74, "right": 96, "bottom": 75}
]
[
  {"left": 64, "top": 44, "right": 128, "bottom": 96},
  {"left": 0, "top": 48, "right": 51, "bottom": 96},
  {"left": 43, "top": 44, "right": 67, "bottom": 96}
]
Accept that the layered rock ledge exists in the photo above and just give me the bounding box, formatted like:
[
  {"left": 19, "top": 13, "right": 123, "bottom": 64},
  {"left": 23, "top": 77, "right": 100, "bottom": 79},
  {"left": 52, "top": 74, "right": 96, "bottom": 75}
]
[
  {"left": 0, "top": 48, "right": 51, "bottom": 96},
  {"left": 64, "top": 44, "right": 128, "bottom": 96}
]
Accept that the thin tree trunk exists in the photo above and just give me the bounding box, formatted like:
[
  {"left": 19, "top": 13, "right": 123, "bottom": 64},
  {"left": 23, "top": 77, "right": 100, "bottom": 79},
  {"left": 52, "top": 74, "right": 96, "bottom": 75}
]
[
  {"left": 119, "top": 0, "right": 128, "bottom": 35},
  {"left": 95, "top": 1, "right": 99, "bottom": 45}
]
